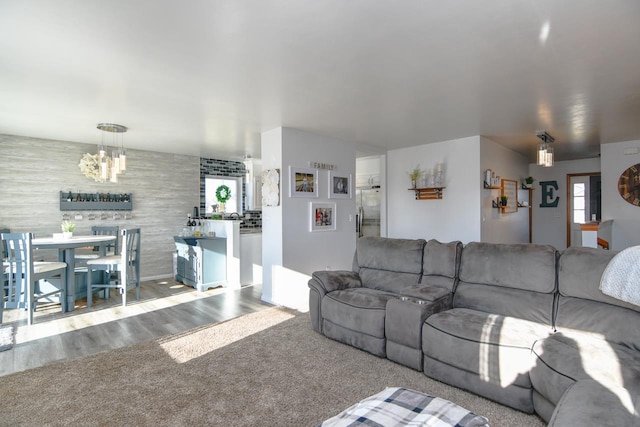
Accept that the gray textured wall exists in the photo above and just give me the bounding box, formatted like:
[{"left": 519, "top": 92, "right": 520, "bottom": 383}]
[{"left": 0, "top": 134, "right": 199, "bottom": 279}]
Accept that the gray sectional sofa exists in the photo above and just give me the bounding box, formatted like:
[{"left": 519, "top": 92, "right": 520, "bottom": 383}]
[{"left": 308, "top": 237, "right": 640, "bottom": 425}]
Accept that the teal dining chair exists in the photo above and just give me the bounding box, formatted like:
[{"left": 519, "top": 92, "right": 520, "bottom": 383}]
[
  {"left": 1, "top": 232, "right": 67, "bottom": 325},
  {"left": 74, "top": 225, "right": 120, "bottom": 266},
  {"left": 86, "top": 228, "right": 140, "bottom": 308}
]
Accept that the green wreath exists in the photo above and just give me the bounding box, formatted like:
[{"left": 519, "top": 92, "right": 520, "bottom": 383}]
[{"left": 216, "top": 185, "right": 231, "bottom": 203}]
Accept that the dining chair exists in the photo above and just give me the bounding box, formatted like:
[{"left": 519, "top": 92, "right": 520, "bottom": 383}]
[
  {"left": 1, "top": 232, "right": 67, "bottom": 325},
  {"left": 1, "top": 228, "right": 9, "bottom": 322},
  {"left": 74, "top": 225, "right": 120, "bottom": 264},
  {"left": 86, "top": 228, "right": 140, "bottom": 307}
]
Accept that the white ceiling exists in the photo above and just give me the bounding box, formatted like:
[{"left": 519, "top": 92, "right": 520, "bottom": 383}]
[{"left": 1, "top": 1, "right": 639, "bottom": 162}]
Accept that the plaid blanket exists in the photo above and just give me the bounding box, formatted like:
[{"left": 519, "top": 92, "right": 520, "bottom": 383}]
[{"left": 320, "top": 387, "right": 490, "bottom": 427}]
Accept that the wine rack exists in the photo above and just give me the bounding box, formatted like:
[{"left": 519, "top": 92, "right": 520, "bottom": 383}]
[{"left": 59, "top": 191, "right": 133, "bottom": 211}]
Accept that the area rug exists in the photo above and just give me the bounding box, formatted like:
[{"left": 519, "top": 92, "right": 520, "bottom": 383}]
[
  {"left": 0, "top": 324, "right": 14, "bottom": 352},
  {"left": 0, "top": 307, "right": 545, "bottom": 426}
]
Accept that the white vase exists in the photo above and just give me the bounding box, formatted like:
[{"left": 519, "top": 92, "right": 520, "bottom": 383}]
[{"left": 62, "top": 231, "right": 73, "bottom": 239}]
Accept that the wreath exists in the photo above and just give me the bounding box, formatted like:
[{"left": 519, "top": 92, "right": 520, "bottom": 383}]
[
  {"left": 216, "top": 185, "right": 231, "bottom": 203},
  {"left": 78, "top": 153, "right": 108, "bottom": 183}
]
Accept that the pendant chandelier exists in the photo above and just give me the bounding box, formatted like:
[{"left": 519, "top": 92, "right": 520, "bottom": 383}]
[
  {"left": 536, "top": 131, "right": 554, "bottom": 167},
  {"left": 97, "top": 123, "right": 128, "bottom": 182}
]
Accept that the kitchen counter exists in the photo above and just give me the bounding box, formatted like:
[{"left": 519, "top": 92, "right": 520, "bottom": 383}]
[{"left": 240, "top": 228, "right": 262, "bottom": 234}]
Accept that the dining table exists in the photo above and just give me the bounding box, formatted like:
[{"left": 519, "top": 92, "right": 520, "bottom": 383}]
[{"left": 32, "top": 235, "right": 117, "bottom": 311}]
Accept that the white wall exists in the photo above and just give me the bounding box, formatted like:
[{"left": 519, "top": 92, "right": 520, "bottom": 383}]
[
  {"left": 387, "top": 136, "right": 482, "bottom": 243},
  {"left": 261, "top": 128, "right": 284, "bottom": 305},
  {"left": 601, "top": 139, "right": 640, "bottom": 250},
  {"left": 529, "top": 158, "right": 600, "bottom": 250},
  {"left": 261, "top": 127, "right": 356, "bottom": 311},
  {"left": 479, "top": 136, "right": 530, "bottom": 244}
]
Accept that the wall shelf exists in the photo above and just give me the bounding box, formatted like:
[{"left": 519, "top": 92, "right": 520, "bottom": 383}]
[
  {"left": 60, "top": 191, "right": 133, "bottom": 211},
  {"left": 409, "top": 187, "right": 445, "bottom": 200},
  {"left": 483, "top": 183, "right": 501, "bottom": 189}
]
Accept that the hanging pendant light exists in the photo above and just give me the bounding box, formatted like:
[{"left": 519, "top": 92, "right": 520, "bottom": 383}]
[
  {"left": 536, "top": 131, "right": 555, "bottom": 167},
  {"left": 119, "top": 132, "right": 127, "bottom": 171},
  {"left": 96, "top": 123, "right": 128, "bottom": 182}
]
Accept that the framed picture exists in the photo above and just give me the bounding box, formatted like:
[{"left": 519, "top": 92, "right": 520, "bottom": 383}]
[
  {"left": 329, "top": 171, "right": 352, "bottom": 199},
  {"left": 289, "top": 166, "right": 318, "bottom": 198},
  {"left": 501, "top": 179, "right": 518, "bottom": 213},
  {"left": 310, "top": 202, "right": 336, "bottom": 232}
]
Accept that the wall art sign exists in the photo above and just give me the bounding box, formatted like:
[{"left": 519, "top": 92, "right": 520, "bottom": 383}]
[
  {"left": 540, "top": 180, "right": 560, "bottom": 207},
  {"left": 501, "top": 179, "right": 518, "bottom": 213},
  {"left": 261, "top": 168, "right": 280, "bottom": 206}
]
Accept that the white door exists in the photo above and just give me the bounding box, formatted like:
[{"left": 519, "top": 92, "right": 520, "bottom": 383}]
[{"left": 568, "top": 176, "right": 590, "bottom": 247}]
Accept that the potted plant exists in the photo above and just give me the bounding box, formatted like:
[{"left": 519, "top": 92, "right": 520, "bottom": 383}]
[
  {"left": 61, "top": 221, "right": 76, "bottom": 239},
  {"left": 523, "top": 176, "right": 535, "bottom": 189},
  {"left": 500, "top": 195, "right": 508, "bottom": 207},
  {"left": 407, "top": 165, "right": 422, "bottom": 188}
]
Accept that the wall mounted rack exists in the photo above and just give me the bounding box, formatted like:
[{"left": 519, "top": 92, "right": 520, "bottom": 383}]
[
  {"left": 409, "top": 187, "right": 445, "bottom": 200},
  {"left": 59, "top": 191, "right": 133, "bottom": 211}
]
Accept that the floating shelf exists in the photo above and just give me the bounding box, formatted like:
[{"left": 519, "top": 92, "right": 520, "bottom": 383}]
[
  {"left": 484, "top": 183, "right": 501, "bottom": 189},
  {"left": 60, "top": 191, "right": 133, "bottom": 211},
  {"left": 409, "top": 187, "right": 445, "bottom": 200}
]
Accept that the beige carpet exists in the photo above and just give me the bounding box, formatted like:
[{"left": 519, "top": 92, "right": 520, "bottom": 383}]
[{"left": 0, "top": 307, "right": 545, "bottom": 426}]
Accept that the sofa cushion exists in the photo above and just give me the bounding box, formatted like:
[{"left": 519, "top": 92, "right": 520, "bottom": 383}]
[
  {"left": 455, "top": 242, "right": 557, "bottom": 324},
  {"left": 558, "top": 247, "right": 638, "bottom": 311},
  {"left": 459, "top": 242, "right": 556, "bottom": 293},
  {"left": 423, "top": 308, "right": 553, "bottom": 390},
  {"left": 322, "top": 288, "right": 397, "bottom": 338},
  {"left": 555, "top": 297, "right": 640, "bottom": 352},
  {"left": 454, "top": 282, "right": 555, "bottom": 326},
  {"left": 530, "top": 332, "right": 640, "bottom": 407},
  {"left": 557, "top": 247, "right": 640, "bottom": 350},
  {"left": 421, "top": 239, "right": 462, "bottom": 291},
  {"left": 548, "top": 380, "right": 639, "bottom": 427},
  {"left": 354, "top": 236, "right": 425, "bottom": 293}
]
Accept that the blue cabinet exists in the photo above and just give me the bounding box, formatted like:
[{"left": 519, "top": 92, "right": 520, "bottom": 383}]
[{"left": 174, "top": 236, "right": 226, "bottom": 292}]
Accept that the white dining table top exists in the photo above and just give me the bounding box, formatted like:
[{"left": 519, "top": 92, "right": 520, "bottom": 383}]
[{"left": 32, "top": 235, "right": 116, "bottom": 248}]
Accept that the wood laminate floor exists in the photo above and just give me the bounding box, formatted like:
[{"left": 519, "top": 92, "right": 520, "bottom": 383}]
[{"left": 0, "top": 279, "right": 272, "bottom": 376}]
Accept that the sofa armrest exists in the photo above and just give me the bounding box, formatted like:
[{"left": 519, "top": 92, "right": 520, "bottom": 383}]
[
  {"left": 308, "top": 271, "right": 362, "bottom": 334},
  {"left": 309, "top": 270, "right": 362, "bottom": 294}
]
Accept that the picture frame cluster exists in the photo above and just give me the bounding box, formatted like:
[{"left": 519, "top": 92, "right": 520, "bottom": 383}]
[{"left": 288, "top": 166, "right": 351, "bottom": 232}]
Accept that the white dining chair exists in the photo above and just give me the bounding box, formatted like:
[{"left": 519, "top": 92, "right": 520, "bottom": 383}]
[
  {"left": 1, "top": 232, "right": 67, "bottom": 325},
  {"left": 86, "top": 228, "right": 141, "bottom": 307}
]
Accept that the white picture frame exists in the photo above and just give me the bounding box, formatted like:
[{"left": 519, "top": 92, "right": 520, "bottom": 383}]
[
  {"left": 329, "top": 171, "right": 352, "bottom": 199},
  {"left": 310, "top": 202, "right": 336, "bottom": 232},
  {"left": 289, "top": 166, "right": 318, "bottom": 198}
]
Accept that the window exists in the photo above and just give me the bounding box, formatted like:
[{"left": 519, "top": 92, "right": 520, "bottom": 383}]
[
  {"left": 205, "top": 176, "right": 243, "bottom": 214},
  {"left": 573, "top": 183, "right": 585, "bottom": 224}
]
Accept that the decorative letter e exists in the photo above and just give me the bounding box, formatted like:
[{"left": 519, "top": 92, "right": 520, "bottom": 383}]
[{"left": 540, "top": 181, "right": 559, "bottom": 207}]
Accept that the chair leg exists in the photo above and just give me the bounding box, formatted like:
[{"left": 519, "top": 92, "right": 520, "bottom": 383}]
[
  {"left": 27, "top": 281, "right": 34, "bottom": 326},
  {"left": 60, "top": 269, "right": 67, "bottom": 313},
  {"left": 121, "top": 281, "right": 127, "bottom": 307},
  {"left": 87, "top": 267, "right": 93, "bottom": 308}
]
